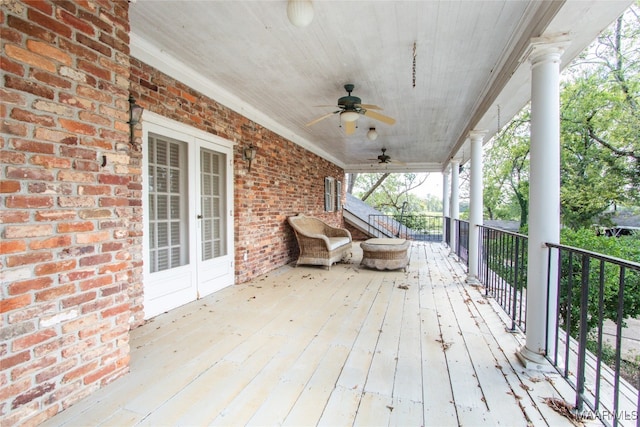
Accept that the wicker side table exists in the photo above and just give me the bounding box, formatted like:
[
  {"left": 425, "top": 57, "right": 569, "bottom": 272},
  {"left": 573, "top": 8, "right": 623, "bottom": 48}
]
[{"left": 360, "top": 238, "right": 410, "bottom": 271}]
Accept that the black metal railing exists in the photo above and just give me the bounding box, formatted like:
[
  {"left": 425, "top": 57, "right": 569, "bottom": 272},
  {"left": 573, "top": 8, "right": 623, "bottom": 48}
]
[
  {"left": 454, "top": 219, "right": 469, "bottom": 266},
  {"left": 447, "top": 222, "right": 639, "bottom": 425},
  {"left": 367, "top": 214, "right": 443, "bottom": 241},
  {"left": 479, "top": 226, "right": 528, "bottom": 332},
  {"left": 546, "top": 243, "right": 640, "bottom": 427},
  {"left": 444, "top": 216, "right": 451, "bottom": 245}
]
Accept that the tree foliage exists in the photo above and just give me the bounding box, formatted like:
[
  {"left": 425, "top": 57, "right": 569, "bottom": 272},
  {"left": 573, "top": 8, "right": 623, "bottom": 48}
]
[
  {"left": 484, "top": 4, "right": 640, "bottom": 230},
  {"left": 559, "top": 228, "right": 640, "bottom": 336},
  {"left": 560, "top": 6, "right": 640, "bottom": 227},
  {"left": 483, "top": 110, "right": 531, "bottom": 228},
  {"left": 350, "top": 173, "right": 433, "bottom": 215}
]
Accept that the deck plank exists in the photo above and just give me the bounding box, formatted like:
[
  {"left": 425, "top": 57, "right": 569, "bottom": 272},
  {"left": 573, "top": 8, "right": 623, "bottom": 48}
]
[
  {"left": 419, "top": 243, "right": 460, "bottom": 425},
  {"left": 352, "top": 391, "right": 393, "bottom": 427},
  {"left": 431, "top": 276, "right": 495, "bottom": 424},
  {"left": 389, "top": 397, "right": 425, "bottom": 426},
  {"left": 317, "top": 385, "right": 362, "bottom": 427},
  {"left": 364, "top": 277, "right": 405, "bottom": 397},
  {"left": 393, "top": 275, "right": 424, "bottom": 403},
  {"left": 247, "top": 273, "right": 369, "bottom": 425},
  {"left": 335, "top": 275, "right": 393, "bottom": 392},
  {"left": 444, "top": 275, "right": 531, "bottom": 425},
  {"left": 281, "top": 345, "right": 351, "bottom": 426},
  {"left": 210, "top": 270, "right": 359, "bottom": 426}
]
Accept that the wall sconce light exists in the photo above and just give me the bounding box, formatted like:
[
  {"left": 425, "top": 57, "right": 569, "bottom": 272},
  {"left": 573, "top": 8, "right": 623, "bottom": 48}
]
[
  {"left": 287, "top": 0, "right": 313, "bottom": 27},
  {"left": 243, "top": 144, "right": 257, "bottom": 172},
  {"left": 128, "top": 95, "right": 144, "bottom": 144}
]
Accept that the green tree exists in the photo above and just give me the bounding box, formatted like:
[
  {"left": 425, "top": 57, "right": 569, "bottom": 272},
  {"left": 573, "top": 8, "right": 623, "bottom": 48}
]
[
  {"left": 484, "top": 4, "right": 639, "bottom": 229},
  {"left": 559, "top": 228, "right": 640, "bottom": 336},
  {"left": 559, "top": 6, "right": 640, "bottom": 227},
  {"left": 423, "top": 193, "right": 443, "bottom": 213},
  {"left": 483, "top": 110, "right": 531, "bottom": 229},
  {"left": 351, "top": 173, "right": 429, "bottom": 216}
]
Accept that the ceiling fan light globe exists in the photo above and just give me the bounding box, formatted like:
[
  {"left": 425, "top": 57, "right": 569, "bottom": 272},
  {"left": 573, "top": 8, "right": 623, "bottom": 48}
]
[
  {"left": 340, "top": 111, "right": 359, "bottom": 123},
  {"left": 367, "top": 128, "right": 378, "bottom": 140},
  {"left": 287, "top": 0, "right": 314, "bottom": 27}
]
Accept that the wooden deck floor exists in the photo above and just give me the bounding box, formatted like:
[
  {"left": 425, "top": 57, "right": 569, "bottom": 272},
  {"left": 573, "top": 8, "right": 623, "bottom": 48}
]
[{"left": 43, "top": 242, "right": 595, "bottom": 426}]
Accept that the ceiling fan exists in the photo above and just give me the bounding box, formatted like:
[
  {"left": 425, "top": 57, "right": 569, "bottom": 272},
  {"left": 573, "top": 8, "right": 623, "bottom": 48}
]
[
  {"left": 368, "top": 148, "right": 401, "bottom": 164},
  {"left": 306, "top": 84, "right": 396, "bottom": 135}
]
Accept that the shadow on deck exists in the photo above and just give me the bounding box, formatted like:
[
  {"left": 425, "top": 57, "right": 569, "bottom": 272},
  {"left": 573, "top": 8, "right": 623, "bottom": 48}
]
[{"left": 43, "top": 242, "right": 592, "bottom": 426}]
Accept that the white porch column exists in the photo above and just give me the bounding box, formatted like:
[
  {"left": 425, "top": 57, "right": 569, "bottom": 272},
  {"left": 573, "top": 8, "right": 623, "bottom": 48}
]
[
  {"left": 518, "top": 38, "right": 567, "bottom": 368},
  {"left": 442, "top": 169, "right": 450, "bottom": 244},
  {"left": 467, "top": 131, "right": 486, "bottom": 284},
  {"left": 449, "top": 159, "right": 460, "bottom": 256}
]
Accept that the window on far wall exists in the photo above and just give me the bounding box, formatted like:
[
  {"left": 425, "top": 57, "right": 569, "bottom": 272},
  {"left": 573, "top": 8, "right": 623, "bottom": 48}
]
[
  {"left": 324, "top": 177, "right": 335, "bottom": 212},
  {"left": 336, "top": 180, "right": 342, "bottom": 211}
]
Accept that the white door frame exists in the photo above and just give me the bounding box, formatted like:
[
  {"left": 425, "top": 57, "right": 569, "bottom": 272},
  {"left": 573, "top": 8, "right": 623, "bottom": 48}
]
[{"left": 141, "top": 111, "right": 235, "bottom": 319}]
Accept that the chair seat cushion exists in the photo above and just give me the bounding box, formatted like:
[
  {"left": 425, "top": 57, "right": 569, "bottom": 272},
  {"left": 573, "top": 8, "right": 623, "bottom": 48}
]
[
  {"left": 328, "top": 237, "right": 351, "bottom": 250},
  {"left": 363, "top": 238, "right": 407, "bottom": 246}
]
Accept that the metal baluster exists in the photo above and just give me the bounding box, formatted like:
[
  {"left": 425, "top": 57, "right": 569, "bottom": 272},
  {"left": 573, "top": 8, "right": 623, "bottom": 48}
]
[
  {"left": 518, "top": 237, "right": 526, "bottom": 331},
  {"left": 565, "top": 250, "right": 573, "bottom": 378},
  {"left": 594, "top": 259, "right": 605, "bottom": 413},
  {"left": 574, "top": 254, "right": 591, "bottom": 415},
  {"left": 554, "top": 247, "right": 562, "bottom": 366},
  {"left": 501, "top": 232, "right": 507, "bottom": 309},
  {"left": 613, "top": 266, "right": 626, "bottom": 427},
  {"left": 545, "top": 246, "right": 552, "bottom": 360},
  {"left": 510, "top": 236, "right": 520, "bottom": 332}
]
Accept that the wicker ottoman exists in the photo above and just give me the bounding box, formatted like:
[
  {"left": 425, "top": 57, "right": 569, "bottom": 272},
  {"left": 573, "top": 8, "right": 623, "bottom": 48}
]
[{"left": 360, "top": 238, "right": 410, "bottom": 271}]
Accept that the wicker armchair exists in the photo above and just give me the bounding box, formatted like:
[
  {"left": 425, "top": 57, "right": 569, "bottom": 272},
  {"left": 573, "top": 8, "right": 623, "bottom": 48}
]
[{"left": 287, "top": 214, "right": 352, "bottom": 269}]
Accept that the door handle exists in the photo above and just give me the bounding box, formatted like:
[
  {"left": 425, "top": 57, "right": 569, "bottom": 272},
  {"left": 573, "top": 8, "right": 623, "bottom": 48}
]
[{"left": 197, "top": 214, "right": 203, "bottom": 219}]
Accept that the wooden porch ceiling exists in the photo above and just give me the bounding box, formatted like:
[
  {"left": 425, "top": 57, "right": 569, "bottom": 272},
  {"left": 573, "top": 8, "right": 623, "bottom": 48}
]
[
  {"left": 129, "top": 1, "right": 632, "bottom": 173},
  {"left": 44, "top": 243, "right": 585, "bottom": 426}
]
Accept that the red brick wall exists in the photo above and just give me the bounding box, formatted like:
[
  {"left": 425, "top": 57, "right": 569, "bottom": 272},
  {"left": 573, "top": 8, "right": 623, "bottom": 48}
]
[
  {"left": 1, "top": 1, "right": 136, "bottom": 425},
  {"left": 345, "top": 223, "right": 370, "bottom": 241},
  {"left": 129, "top": 59, "right": 346, "bottom": 285}
]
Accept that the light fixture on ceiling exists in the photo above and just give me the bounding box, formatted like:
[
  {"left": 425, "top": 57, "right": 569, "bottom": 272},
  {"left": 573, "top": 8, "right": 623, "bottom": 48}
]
[
  {"left": 243, "top": 144, "right": 257, "bottom": 172},
  {"left": 128, "top": 95, "right": 144, "bottom": 145},
  {"left": 287, "top": 0, "right": 313, "bottom": 27},
  {"left": 340, "top": 111, "right": 359, "bottom": 123},
  {"left": 367, "top": 127, "right": 378, "bottom": 141}
]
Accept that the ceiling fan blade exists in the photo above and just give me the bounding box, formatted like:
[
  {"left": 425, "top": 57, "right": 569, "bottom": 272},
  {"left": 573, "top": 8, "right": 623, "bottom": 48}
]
[
  {"left": 363, "top": 109, "right": 396, "bottom": 125},
  {"left": 306, "top": 111, "right": 338, "bottom": 127},
  {"left": 358, "top": 104, "right": 383, "bottom": 110},
  {"left": 344, "top": 120, "right": 356, "bottom": 135}
]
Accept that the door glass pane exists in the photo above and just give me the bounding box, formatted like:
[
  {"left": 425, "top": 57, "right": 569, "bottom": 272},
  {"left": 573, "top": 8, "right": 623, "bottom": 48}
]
[
  {"left": 200, "top": 148, "right": 226, "bottom": 261},
  {"left": 148, "top": 134, "right": 189, "bottom": 273},
  {"left": 170, "top": 143, "right": 180, "bottom": 167},
  {"left": 157, "top": 222, "right": 168, "bottom": 247},
  {"left": 157, "top": 195, "right": 167, "bottom": 220}
]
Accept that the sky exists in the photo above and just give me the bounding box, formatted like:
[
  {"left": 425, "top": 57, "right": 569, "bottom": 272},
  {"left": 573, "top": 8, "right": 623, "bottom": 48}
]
[{"left": 411, "top": 172, "right": 443, "bottom": 199}]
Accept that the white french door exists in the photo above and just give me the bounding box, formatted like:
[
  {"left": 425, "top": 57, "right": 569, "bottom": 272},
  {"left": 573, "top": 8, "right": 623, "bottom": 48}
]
[
  {"left": 142, "top": 112, "right": 234, "bottom": 319},
  {"left": 195, "top": 144, "right": 232, "bottom": 296}
]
